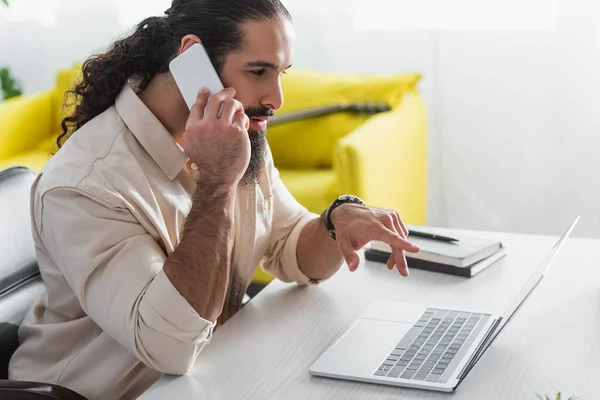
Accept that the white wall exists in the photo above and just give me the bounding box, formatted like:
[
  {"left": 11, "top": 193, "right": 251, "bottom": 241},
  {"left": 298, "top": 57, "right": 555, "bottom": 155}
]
[{"left": 1, "top": 0, "right": 598, "bottom": 238}]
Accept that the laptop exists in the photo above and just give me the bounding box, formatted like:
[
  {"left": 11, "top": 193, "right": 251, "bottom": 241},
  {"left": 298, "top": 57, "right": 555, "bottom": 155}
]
[{"left": 309, "top": 217, "right": 580, "bottom": 392}]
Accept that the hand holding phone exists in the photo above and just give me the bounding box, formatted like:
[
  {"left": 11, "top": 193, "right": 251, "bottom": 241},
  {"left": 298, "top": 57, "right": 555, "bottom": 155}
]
[
  {"left": 170, "top": 43, "right": 225, "bottom": 108},
  {"left": 171, "top": 44, "right": 251, "bottom": 187}
]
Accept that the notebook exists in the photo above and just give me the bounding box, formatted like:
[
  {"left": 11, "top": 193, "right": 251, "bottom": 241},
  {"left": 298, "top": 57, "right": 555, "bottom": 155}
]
[
  {"left": 369, "top": 230, "right": 503, "bottom": 268},
  {"left": 365, "top": 248, "right": 506, "bottom": 277}
]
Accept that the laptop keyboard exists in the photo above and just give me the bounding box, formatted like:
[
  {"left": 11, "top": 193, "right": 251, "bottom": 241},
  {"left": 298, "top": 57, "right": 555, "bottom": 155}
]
[{"left": 374, "top": 308, "right": 483, "bottom": 383}]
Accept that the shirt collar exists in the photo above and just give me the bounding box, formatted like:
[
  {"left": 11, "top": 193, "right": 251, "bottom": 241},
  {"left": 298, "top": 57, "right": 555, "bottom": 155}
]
[{"left": 115, "top": 82, "right": 188, "bottom": 181}]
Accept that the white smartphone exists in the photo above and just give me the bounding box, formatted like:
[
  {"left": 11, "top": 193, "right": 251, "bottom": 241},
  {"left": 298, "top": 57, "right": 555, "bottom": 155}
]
[{"left": 169, "top": 43, "right": 224, "bottom": 109}]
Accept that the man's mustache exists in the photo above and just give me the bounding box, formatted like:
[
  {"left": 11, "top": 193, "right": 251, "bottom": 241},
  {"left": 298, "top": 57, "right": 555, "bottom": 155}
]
[{"left": 245, "top": 107, "right": 275, "bottom": 118}]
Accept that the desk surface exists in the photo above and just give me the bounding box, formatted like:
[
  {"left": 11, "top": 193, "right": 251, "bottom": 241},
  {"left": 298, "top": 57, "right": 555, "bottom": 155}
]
[{"left": 141, "top": 229, "right": 600, "bottom": 400}]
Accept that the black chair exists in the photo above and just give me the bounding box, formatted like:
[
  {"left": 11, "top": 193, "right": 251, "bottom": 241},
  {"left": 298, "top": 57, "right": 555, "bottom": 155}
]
[{"left": 0, "top": 166, "right": 87, "bottom": 400}]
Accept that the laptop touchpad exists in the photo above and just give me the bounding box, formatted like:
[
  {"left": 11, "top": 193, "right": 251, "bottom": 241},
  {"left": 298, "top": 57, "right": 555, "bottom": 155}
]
[{"left": 312, "top": 318, "right": 412, "bottom": 377}]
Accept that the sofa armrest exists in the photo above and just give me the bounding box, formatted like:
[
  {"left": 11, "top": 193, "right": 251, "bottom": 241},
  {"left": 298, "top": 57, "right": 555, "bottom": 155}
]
[
  {"left": 333, "top": 89, "right": 427, "bottom": 225},
  {"left": 0, "top": 92, "right": 54, "bottom": 160},
  {"left": 0, "top": 380, "right": 87, "bottom": 400}
]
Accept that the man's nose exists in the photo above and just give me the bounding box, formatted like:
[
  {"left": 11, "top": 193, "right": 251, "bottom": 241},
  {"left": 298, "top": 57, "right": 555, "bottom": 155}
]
[{"left": 261, "top": 79, "right": 284, "bottom": 111}]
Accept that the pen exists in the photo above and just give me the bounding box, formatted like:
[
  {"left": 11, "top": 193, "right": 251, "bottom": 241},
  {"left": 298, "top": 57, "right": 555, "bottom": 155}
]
[{"left": 408, "top": 229, "right": 459, "bottom": 243}]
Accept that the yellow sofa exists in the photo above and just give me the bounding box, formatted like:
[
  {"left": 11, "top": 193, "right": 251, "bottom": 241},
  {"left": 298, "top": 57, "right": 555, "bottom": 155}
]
[{"left": 0, "top": 66, "right": 427, "bottom": 285}]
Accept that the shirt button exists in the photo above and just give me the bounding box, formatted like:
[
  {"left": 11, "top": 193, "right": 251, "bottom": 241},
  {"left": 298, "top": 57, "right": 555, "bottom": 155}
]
[{"left": 190, "top": 162, "right": 199, "bottom": 171}]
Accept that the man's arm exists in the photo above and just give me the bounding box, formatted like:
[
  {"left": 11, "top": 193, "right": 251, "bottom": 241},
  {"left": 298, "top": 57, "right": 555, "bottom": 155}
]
[
  {"left": 38, "top": 187, "right": 220, "bottom": 375},
  {"left": 164, "top": 86, "right": 249, "bottom": 322},
  {"left": 295, "top": 211, "right": 344, "bottom": 282},
  {"left": 163, "top": 182, "right": 234, "bottom": 322}
]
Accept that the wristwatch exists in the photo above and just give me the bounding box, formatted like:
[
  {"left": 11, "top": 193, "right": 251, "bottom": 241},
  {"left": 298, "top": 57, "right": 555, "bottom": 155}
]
[{"left": 325, "top": 195, "right": 366, "bottom": 241}]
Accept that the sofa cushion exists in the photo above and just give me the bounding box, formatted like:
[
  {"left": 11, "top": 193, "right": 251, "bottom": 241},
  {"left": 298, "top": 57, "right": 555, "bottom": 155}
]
[
  {"left": 0, "top": 151, "right": 51, "bottom": 173},
  {"left": 0, "top": 92, "right": 54, "bottom": 160},
  {"left": 278, "top": 168, "right": 338, "bottom": 214},
  {"left": 267, "top": 70, "right": 420, "bottom": 169}
]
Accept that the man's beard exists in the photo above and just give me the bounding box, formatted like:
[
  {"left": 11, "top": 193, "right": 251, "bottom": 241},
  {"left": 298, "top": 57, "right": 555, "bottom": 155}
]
[
  {"left": 238, "top": 128, "right": 267, "bottom": 188},
  {"left": 237, "top": 106, "right": 274, "bottom": 188}
]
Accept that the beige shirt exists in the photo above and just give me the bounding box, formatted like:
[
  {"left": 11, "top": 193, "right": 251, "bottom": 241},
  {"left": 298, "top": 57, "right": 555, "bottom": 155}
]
[{"left": 8, "top": 84, "right": 318, "bottom": 400}]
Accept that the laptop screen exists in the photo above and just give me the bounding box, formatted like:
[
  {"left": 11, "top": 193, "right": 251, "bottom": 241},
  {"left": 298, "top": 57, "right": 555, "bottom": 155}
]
[
  {"left": 497, "top": 216, "right": 579, "bottom": 332},
  {"left": 458, "top": 216, "right": 579, "bottom": 382}
]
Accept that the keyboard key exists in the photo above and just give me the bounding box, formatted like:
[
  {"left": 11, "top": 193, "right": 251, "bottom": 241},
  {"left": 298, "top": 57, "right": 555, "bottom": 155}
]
[
  {"left": 426, "top": 373, "right": 441, "bottom": 383},
  {"left": 401, "top": 369, "right": 417, "bottom": 379},
  {"left": 384, "top": 365, "right": 392, "bottom": 371},
  {"left": 396, "top": 326, "right": 423, "bottom": 350},
  {"left": 374, "top": 370, "right": 388, "bottom": 376},
  {"left": 407, "top": 364, "right": 420, "bottom": 370},
  {"left": 433, "top": 368, "right": 446, "bottom": 374},
  {"left": 414, "top": 373, "right": 429, "bottom": 381},
  {"left": 390, "top": 350, "right": 404, "bottom": 357},
  {"left": 382, "top": 360, "right": 396, "bottom": 366},
  {"left": 387, "top": 355, "right": 400, "bottom": 361},
  {"left": 387, "top": 366, "right": 405, "bottom": 378},
  {"left": 400, "top": 356, "right": 413, "bottom": 362}
]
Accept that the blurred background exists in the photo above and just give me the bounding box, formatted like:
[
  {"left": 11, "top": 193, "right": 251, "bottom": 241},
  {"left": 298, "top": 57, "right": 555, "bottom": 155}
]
[{"left": 1, "top": 0, "right": 599, "bottom": 238}]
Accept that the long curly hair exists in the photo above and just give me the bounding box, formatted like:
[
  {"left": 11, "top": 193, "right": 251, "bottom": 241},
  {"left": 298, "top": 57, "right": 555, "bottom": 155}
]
[{"left": 57, "top": 0, "right": 291, "bottom": 148}]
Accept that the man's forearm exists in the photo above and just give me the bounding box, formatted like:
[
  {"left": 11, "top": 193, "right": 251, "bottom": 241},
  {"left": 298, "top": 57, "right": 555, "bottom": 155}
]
[
  {"left": 296, "top": 211, "right": 344, "bottom": 281},
  {"left": 163, "top": 182, "right": 235, "bottom": 322}
]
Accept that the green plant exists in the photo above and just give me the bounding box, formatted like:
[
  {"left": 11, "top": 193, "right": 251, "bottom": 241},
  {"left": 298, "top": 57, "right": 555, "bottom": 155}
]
[
  {"left": 0, "top": 0, "right": 23, "bottom": 100},
  {"left": 536, "top": 393, "right": 579, "bottom": 400},
  {"left": 0, "top": 67, "right": 23, "bottom": 100}
]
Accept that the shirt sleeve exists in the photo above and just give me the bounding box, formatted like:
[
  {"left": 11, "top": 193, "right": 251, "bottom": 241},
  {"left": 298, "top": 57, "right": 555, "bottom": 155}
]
[
  {"left": 261, "top": 148, "right": 321, "bottom": 285},
  {"left": 37, "top": 186, "right": 214, "bottom": 375}
]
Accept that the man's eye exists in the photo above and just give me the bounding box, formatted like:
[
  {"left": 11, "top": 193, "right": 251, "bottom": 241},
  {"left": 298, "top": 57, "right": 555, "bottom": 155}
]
[{"left": 251, "top": 69, "right": 267, "bottom": 77}]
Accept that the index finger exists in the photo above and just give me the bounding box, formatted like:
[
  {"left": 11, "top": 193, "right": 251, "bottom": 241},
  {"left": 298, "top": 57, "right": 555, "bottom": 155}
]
[
  {"left": 376, "top": 229, "right": 420, "bottom": 253},
  {"left": 189, "top": 88, "right": 210, "bottom": 121}
]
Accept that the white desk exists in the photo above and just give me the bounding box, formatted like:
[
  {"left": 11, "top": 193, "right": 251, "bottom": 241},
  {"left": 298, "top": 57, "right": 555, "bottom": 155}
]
[{"left": 140, "top": 230, "right": 600, "bottom": 400}]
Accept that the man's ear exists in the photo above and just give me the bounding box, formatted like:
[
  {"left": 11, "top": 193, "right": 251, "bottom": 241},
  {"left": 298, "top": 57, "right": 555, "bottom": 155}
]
[{"left": 179, "top": 34, "right": 202, "bottom": 54}]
